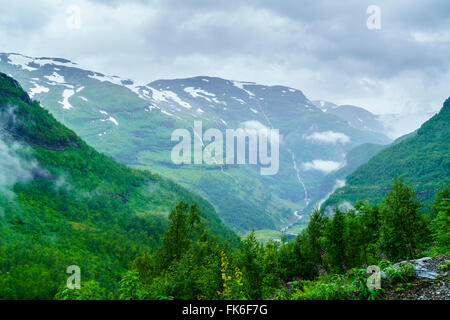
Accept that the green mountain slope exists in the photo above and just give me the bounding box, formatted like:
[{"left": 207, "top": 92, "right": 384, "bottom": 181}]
[
  {"left": 0, "top": 53, "right": 393, "bottom": 232},
  {"left": 312, "top": 143, "right": 386, "bottom": 205},
  {"left": 323, "top": 98, "right": 450, "bottom": 209},
  {"left": 0, "top": 73, "right": 236, "bottom": 299}
]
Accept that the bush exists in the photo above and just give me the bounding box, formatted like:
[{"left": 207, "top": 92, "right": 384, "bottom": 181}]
[
  {"left": 54, "top": 281, "right": 105, "bottom": 300},
  {"left": 385, "top": 262, "right": 416, "bottom": 284},
  {"left": 349, "top": 267, "right": 385, "bottom": 300},
  {"left": 290, "top": 275, "right": 356, "bottom": 300}
]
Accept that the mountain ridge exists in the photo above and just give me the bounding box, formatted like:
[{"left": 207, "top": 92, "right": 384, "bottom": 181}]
[{"left": 0, "top": 52, "right": 400, "bottom": 232}]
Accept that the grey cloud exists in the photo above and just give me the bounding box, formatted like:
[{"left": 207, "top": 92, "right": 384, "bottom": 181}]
[
  {"left": 1, "top": 0, "right": 450, "bottom": 114},
  {"left": 0, "top": 140, "right": 39, "bottom": 198}
]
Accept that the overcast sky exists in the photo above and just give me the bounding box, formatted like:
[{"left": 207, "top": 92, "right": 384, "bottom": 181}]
[{"left": 1, "top": 0, "right": 449, "bottom": 114}]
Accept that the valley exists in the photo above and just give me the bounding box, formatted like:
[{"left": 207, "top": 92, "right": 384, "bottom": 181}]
[
  {"left": 0, "top": 62, "right": 447, "bottom": 301},
  {"left": 0, "top": 52, "right": 420, "bottom": 236}
]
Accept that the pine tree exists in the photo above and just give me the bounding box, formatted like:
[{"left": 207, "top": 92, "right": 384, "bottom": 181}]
[
  {"left": 356, "top": 201, "right": 381, "bottom": 264},
  {"left": 156, "top": 201, "right": 202, "bottom": 270},
  {"left": 304, "top": 207, "right": 325, "bottom": 266},
  {"left": 325, "top": 208, "right": 346, "bottom": 272},
  {"left": 431, "top": 185, "right": 450, "bottom": 254},
  {"left": 236, "top": 231, "right": 264, "bottom": 299},
  {"left": 379, "top": 178, "right": 429, "bottom": 261}
]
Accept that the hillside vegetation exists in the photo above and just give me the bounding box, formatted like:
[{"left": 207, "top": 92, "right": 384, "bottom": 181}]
[
  {"left": 323, "top": 99, "right": 450, "bottom": 209},
  {"left": 0, "top": 73, "right": 236, "bottom": 299}
]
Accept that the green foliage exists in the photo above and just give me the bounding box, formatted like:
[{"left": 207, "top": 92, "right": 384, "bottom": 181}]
[
  {"left": 127, "top": 201, "right": 229, "bottom": 300},
  {"left": 118, "top": 270, "right": 150, "bottom": 300},
  {"left": 156, "top": 202, "right": 203, "bottom": 270},
  {"left": 54, "top": 281, "right": 105, "bottom": 300},
  {"left": 384, "top": 262, "right": 416, "bottom": 284},
  {"left": 0, "top": 73, "right": 235, "bottom": 299},
  {"left": 235, "top": 231, "right": 264, "bottom": 299},
  {"left": 350, "top": 268, "right": 385, "bottom": 300},
  {"left": 325, "top": 209, "right": 346, "bottom": 273},
  {"left": 324, "top": 99, "right": 450, "bottom": 208},
  {"left": 270, "top": 237, "right": 315, "bottom": 284},
  {"left": 438, "top": 261, "right": 450, "bottom": 272},
  {"left": 289, "top": 275, "right": 356, "bottom": 300},
  {"left": 430, "top": 186, "right": 450, "bottom": 254},
  {"left": 355, "top": 201, "right": 381, "bottom": 264},
  {"left": 379, "top": 178, "right": 430, "bottom": 261},
  {"left": 1, "top": 72, "right": 448, "bottom": 301},
  {"left": 304, "top": 208, "right": 326, "bottom": 266}
]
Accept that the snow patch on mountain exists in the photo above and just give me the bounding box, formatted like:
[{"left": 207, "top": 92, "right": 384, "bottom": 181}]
[
  {"left": 312, "top": 100, "right": 338, "bottom": 112},
  {"left": 106, "top": 117, "right": 119, "bottom": 126},
  {"left": 6, "top": 53, "right": 78, "bottom": 69},
  {"left": 44, "top": 72, "right": 65, "bottom": 84},
  {"left": 145, "top": 104, "right": 160, "bottom": 112},
  {"left": 232, "top": 97, "right": 246, "bottom": 104},
  {"left": 99, "top": 110, "right": 119, "bottom": 126},
  {"left": 59, "top": 89, "right": 75, "bottom": 110},
  {"left": 32, "top": 58, "right": 77, "bottom": 68},
  {"left": 149, "top": 87, "right": 192, "bottom": 109},
  {"left": 28, "top": 82, "right": 49, "bottom": 98},
  {"left": 233, "top": 81, "right": 256, "bottom": 97},
  {"left": 161, "top": 109, "right": 175, "bottom": 117},
  {"left": 184, "top": 87, "right": 215, "bottom": 101},
  {"left": 88, "top": 73, "right": 123, "bottom": 86},
  {"left": 6, "top": 54, "right": 38, "bottom": 71}
]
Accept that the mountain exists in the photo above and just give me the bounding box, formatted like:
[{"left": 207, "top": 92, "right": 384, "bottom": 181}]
[
  {"left": 312, "top": 101, "right": 386, "bottom": 134},
  {"left": 312, "top": 100, "right": 437, "bottom": 140},
  {"left": 322, "top": 98, "right": 450, "bottom": 211},
  {"left": 0, "top": 72, "right": 235, "bottom": 299},
  {"left": 0, "top": 53, "right": 393, "bottom": 232}
]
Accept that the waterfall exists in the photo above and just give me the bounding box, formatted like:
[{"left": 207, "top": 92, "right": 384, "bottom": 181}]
[{"left": 287, "top": 147, "right": 310, "bottom": 206}]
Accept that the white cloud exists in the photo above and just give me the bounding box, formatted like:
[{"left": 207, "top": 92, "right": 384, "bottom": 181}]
[
  {"left": 305, "top": 131, "right": 350, "bottom": 144},
  {"left": 0, "top": 0, "right": 449, "bottom": 115},
  {"left": 241, "top": 120, "right": 269, "bottom": 132},
  {"left": 411, "top": 31, "right": 450, "bottom": 44},
  {"left": 240, "top": 120, "right": 281, "bottom": 145},
  {"left": 302, "top": 159, "right": 343, "bottom": 173},
  {"left": 338, "top": 201, "right": 354, "bottom": 212},
  {"left": 0, "top": 140, "right": 39, "bottom": 198}
]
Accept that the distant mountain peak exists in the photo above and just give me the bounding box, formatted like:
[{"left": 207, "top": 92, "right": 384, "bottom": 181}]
[{"left": 3, "top": 52, "right": 78, "bottom": 71}]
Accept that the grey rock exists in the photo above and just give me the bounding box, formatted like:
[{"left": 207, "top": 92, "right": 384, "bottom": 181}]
[{"left": 410, "top": 257, "right": 439, "bottom": 280}]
